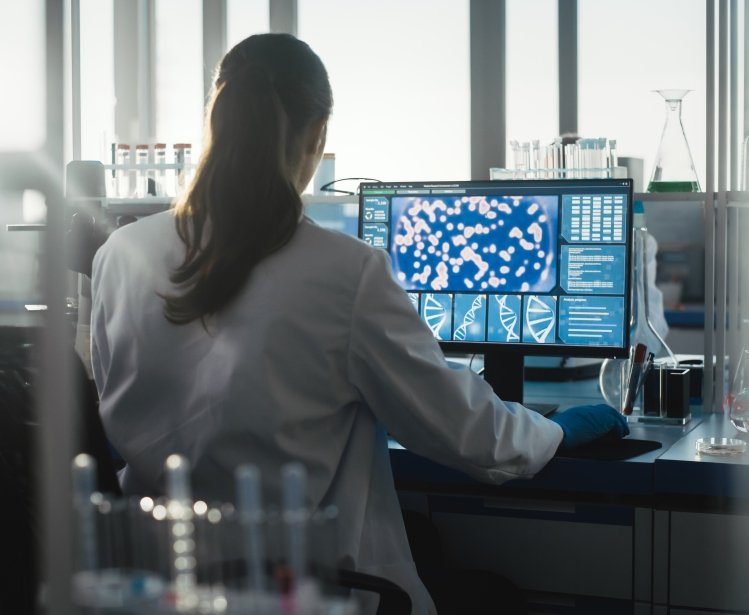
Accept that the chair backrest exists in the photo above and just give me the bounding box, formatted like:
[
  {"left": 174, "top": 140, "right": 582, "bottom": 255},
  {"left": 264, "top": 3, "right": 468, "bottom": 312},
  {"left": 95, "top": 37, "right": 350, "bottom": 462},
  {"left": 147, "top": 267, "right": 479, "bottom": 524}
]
[
  {"left": 0, "top": 340, "right": 121, "bottom": 611},
  {"left": 336, "top": 568, "right": 412, "bottom": 615}
]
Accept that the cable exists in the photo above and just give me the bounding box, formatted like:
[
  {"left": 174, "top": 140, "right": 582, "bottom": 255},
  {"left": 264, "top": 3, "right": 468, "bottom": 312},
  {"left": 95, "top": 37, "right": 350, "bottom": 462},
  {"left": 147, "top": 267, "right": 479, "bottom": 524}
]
[{"left": 319, "top": 178, "right": 381, "bottom": 196}]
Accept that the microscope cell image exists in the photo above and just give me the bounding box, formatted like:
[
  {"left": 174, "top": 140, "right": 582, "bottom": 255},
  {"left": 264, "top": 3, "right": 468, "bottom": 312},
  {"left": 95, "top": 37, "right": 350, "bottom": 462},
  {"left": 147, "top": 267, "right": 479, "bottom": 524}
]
[{"left": 391, "top": 195, "right": 558, "bottom": 294}]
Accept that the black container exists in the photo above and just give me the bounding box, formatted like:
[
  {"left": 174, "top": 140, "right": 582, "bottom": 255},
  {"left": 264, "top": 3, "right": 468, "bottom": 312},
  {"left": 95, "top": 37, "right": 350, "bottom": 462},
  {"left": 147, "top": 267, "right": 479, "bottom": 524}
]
[{"left": 644, "top": 366, "right": 691, "bottom": 418}]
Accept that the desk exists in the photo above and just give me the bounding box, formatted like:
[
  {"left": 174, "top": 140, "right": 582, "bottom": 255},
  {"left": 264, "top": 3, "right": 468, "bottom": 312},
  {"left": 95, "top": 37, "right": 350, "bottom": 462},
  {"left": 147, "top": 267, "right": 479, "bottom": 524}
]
[{"left": 391, "top": 398, "right": 749, "bottom": 614}]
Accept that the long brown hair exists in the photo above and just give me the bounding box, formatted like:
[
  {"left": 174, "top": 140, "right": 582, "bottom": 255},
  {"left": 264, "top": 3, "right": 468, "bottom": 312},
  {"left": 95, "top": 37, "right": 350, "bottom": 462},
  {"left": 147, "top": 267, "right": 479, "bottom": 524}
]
[{"left": 163, "top": 34, "right": 332, "bottom": 325}]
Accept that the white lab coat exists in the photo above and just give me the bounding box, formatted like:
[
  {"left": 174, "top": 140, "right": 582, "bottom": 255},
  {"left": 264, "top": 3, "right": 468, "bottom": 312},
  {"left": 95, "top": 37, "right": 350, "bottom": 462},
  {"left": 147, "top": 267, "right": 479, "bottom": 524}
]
[{"left": 91, "top": 210, "right": 563, "bottom": 615}]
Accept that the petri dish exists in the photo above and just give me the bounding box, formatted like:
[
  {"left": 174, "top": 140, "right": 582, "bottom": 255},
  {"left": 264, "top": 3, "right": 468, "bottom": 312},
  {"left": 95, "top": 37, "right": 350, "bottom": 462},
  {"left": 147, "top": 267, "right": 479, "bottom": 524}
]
[{"left": 695, "top": 437, "right": 747, "bottom": 456}]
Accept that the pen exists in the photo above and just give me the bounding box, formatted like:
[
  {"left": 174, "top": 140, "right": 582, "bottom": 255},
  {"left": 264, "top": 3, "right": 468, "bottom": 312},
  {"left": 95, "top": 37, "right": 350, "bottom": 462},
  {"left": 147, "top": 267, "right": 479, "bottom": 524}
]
[
  {"left": 623, "top": 343, "right": 648, "bottom": 415},
  {"left": 638, "top": 352, "right": 655, "bottom": 391}
]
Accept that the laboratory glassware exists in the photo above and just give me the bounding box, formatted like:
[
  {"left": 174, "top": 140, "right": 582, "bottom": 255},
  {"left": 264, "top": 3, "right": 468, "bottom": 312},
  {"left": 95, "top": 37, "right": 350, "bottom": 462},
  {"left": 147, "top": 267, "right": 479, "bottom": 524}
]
[
  {"left": 497, "top": 137, "right": 623, "bottom": 180},
  {"left": 154, "top": 143, "right": 167, "bottom": 196},
  {"left": 135, "top": 144, "right": 150, "bottom": 197},
  {"left": 236, "top": 464, "right": 266, "bottom": 593},
  {"left": 174, "top": 143, "right": 193, "bottom": 195},
  {"left": 647, "top": 89, "right": 701, "bottom": 193},
  {"left": 599, "top": 202, "right": 677, "bottom": 414},
  {"left": 115, "top": 144, "right": 132, "bottom": 197},
  {"left": 730, "top": 348, "right": 749, "bottom": 432}
]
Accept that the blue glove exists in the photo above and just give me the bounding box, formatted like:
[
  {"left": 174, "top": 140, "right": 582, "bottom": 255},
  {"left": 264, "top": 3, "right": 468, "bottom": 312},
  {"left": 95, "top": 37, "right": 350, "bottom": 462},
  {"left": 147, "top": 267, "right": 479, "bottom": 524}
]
[{"left": 549, "top": 404, "right": 630, "bottom": 450}]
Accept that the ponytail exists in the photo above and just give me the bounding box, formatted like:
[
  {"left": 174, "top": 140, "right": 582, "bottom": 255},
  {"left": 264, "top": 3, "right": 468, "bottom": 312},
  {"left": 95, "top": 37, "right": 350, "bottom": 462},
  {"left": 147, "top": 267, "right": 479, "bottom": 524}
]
[{"left": 163, "top": 34, "right": 332, "bottom": 325}]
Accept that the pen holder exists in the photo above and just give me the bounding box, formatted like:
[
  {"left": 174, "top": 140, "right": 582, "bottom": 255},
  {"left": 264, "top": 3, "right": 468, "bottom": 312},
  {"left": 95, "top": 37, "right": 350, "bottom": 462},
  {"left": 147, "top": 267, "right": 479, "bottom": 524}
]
[{"left": 641, "top": 366, "right": 691, "bottom": 424}]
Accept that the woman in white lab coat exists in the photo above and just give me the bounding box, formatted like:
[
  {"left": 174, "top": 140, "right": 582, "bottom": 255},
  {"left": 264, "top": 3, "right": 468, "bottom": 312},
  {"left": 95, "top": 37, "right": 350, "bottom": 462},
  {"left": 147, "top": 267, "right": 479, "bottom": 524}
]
[{"left": 91, "top": 33, "right": 628, "bottom": 615}]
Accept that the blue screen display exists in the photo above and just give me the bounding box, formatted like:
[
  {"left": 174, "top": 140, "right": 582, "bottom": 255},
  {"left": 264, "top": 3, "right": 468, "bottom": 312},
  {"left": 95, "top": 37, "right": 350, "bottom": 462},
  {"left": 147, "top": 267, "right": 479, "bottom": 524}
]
[{"left": 360, "top": 179, "right": 632, "bottom": 352}]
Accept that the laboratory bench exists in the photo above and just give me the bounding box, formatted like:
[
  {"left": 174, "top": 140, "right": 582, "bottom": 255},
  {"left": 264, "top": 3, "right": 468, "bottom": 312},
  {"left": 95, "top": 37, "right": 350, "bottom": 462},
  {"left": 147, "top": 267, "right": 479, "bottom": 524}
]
[{"left": 391, "top": 382, "right": 749, "bottom": 614}]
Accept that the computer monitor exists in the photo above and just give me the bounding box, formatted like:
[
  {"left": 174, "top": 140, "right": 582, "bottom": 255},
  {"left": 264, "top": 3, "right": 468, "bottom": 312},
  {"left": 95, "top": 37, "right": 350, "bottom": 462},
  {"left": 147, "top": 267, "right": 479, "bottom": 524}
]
[{"left": 358, "top": 178, "right": 634, "bottom": 403}]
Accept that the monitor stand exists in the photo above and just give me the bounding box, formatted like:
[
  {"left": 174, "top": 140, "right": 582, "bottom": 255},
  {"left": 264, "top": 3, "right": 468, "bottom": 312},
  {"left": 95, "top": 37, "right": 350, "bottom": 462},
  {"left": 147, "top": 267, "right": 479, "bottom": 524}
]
[{"left": 483, "top": 350, "right": 525, "bottom": 404}]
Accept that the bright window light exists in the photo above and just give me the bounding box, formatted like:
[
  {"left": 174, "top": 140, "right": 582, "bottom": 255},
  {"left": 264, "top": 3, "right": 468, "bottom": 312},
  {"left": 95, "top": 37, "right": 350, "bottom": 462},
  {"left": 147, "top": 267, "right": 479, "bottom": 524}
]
[{"left": 298, "top": 0, "right": 470, "bottom": 183}]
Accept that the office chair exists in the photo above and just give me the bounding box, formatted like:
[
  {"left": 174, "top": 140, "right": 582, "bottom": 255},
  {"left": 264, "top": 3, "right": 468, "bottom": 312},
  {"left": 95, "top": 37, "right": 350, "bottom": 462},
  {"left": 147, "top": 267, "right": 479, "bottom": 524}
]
[{"left": 0, "top": 340, "right": 122, "bottom": 613}]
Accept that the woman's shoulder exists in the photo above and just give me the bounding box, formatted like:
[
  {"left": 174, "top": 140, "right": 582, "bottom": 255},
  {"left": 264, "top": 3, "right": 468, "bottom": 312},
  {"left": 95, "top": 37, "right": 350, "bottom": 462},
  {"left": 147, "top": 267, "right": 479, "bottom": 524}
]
[
  {"left": 94, "top": 210, "right": 178, "bottom": 271},
  {"left": 103, "top": 210, "right": 176, "bottom": 250}
]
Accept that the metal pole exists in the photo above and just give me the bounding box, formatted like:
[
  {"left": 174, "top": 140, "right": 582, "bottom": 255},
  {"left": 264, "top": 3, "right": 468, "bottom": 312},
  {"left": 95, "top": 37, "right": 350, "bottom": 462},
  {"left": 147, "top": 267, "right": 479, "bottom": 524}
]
[
  {"left": 716, "top": 0, "right": 729, "bottom": 411},
  {"left": 137, "top": 0, "right": 155, "bottom": 141},
  {"left": 71, "top": 0, "right": 81, "bottom": 160},
  {"left": 39, "top": 5, "right": 75, "bottom": 611},
  {"left": 114, "top": 0, "right": 139, "bottom": 143},
  {"left": 269, "top": 0, "right": 297, "bottom": 36},
  {"left": 470, "top": 0, "right": 506, "bottom": 179},
  {"left": 203, "top": 0, "right": 227, "bottom": 101},
  {"left": 558, "top": 0, "right": 578, "bottom": 136},
  {"left": 705, "top": 0, "right": 716, "bottom": 412},
  {"left": 728, "top": 0, "right": 741, "bottom": 387}
]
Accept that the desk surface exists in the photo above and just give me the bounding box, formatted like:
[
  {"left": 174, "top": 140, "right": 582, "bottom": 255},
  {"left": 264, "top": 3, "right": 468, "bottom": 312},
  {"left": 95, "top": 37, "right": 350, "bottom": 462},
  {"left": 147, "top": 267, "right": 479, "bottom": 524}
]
[{"left": 391, "top": 378, "right": 749, "bottom": 507}]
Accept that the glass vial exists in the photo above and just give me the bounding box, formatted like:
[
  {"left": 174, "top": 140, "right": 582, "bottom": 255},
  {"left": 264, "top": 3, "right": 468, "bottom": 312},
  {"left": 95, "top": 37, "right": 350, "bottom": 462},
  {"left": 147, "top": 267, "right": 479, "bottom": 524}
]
[
  {"left": 154, "top": 143, "right": 167, "bottom": 196},
  {"left": 115, "top": 144, "right": 132, "bottom": 197},
  {"left": 647, "top": 89, "right": 701, "bottom": 193},
  {"left": 173, "top": 143, "right": 192, "bottom": 196},
  {"left": 135, "top": 144, "right": 149, "bottom": 197}
]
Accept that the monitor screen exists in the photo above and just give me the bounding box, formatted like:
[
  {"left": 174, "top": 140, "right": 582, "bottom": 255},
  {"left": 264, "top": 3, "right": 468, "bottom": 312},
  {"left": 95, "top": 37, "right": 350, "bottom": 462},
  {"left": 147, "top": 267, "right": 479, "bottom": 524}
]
[{"left": 359, "top": 178, "right": 633, "bottom": 401}]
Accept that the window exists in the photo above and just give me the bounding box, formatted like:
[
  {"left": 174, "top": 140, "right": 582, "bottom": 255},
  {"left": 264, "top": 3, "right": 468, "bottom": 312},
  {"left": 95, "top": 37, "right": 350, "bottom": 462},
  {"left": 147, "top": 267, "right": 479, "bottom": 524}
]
[
  {"left": 298, "top": 0, "right": 470, "bottom": 184},
  {"left": 0, "top": 0, "right": 45, "bottom": 151},
  {"left": 80, "top": 0, "right": 115, "bottom": 161},
  {"left": 155, "top": 0, "right": 204, "bottom": 150},
  {"left": 227, "top": 0, "right": 269, "bottom": 51},
  {"left": 578, "top": 0, "right": 706, "bottom": 191},
  {"left": 505, "top": 0, "right": 559, "bottom": 160}
]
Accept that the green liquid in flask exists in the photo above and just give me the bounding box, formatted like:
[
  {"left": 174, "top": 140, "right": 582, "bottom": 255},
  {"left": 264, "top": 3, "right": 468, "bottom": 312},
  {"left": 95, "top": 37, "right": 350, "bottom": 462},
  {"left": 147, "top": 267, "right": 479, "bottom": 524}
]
[{"left": 646, "top": 180, "right": 701, "bottom": 193}]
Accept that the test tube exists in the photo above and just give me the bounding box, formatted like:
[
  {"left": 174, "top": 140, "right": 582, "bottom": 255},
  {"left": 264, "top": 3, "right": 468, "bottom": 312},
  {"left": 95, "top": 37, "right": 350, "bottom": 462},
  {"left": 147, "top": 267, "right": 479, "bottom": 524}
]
[
  {"left": 282, "top": 463, "right": 308, "bottom": 588},
  {"left": 165, "top": 454, "right": 197, "bottom": 609},
  {"left": 72, "top": 454, "right": 98, "bottom": 572},
  {"left": 135, "top": 144, "right": 149, "bottom": 197},
  {"left": 174, "top": 143, "right": 193, "bottom": 195},
  {"left": 236, "top": 464, "right": 266, "bottom": 593},
  {"left": 115, "top": 144, "right": 132, "bottom": 197},
  {"left": 154, "top": 143, "right": 167, "bottom": 196},
  {"left": 608, "top": 139, "right": 618, "bottom": 170}
]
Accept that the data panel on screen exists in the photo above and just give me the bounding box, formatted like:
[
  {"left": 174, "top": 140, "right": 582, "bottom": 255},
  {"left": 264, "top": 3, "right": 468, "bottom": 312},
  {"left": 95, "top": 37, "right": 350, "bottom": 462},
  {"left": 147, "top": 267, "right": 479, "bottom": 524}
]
[{"left": 359, "top": 179, "right": 632, "bottom": 353}]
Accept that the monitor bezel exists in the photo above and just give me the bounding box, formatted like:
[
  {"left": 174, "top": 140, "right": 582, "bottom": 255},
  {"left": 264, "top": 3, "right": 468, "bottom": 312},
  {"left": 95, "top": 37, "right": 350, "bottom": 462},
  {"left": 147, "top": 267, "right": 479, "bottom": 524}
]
[{"left": 358, "top": 177, "right": 634, "bottom": 361}]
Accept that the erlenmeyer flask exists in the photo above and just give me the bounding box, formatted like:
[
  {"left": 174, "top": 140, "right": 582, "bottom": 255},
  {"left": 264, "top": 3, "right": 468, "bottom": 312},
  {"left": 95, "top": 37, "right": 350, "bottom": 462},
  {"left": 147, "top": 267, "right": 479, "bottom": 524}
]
[
  {"left": 647, "top": 89, "right": 701, "bottom": 193},
  {"left": 730, "top": 349, "right": 749, "bottom": 432}
]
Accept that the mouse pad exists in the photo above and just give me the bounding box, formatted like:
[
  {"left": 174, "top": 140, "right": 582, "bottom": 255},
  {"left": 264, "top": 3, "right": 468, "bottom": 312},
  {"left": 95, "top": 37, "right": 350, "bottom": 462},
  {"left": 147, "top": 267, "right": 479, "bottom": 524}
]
[{"left": 556, "top": 438, "right": 662, "bottom": 460}]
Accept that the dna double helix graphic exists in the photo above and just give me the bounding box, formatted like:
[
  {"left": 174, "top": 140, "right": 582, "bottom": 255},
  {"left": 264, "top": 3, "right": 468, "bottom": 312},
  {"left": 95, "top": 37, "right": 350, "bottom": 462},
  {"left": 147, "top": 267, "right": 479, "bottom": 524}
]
[
  {"left": 526, "top": 295, "right": 555, "bottom": 343},
  {"left": 495, "top": 295, "right": 520, "bottom": 342},
  {"left": 454, "top": 295, "right": 484, "bottom": 341},
  {"left": 423, "top": 294, "right": 448, "bottom": 339}
]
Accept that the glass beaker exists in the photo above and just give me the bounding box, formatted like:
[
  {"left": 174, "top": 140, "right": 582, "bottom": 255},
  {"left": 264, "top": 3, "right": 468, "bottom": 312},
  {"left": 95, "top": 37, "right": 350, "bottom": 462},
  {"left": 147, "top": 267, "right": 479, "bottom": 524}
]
[
  {"left": 647, "top": 89, "right": 701, "bottom": 193},
  {"left": 730, "top": 348, "right": 749, "bottom": 432},
  {"left": 599, "top": 202, "right": 677, "bottom": 410}
]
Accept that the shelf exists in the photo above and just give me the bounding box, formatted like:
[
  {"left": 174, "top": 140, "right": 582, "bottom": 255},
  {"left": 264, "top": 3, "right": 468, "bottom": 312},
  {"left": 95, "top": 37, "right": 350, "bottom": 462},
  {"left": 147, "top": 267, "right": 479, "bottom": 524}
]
[
  {"left": 635, "top": 192, "right": 706, "bottom": 202},
  {"left": 103, "top": 197, "right": 172, "bottom": 217},
  {"left": 635, "top": 191, "right": 749, "bottom": 204}
]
